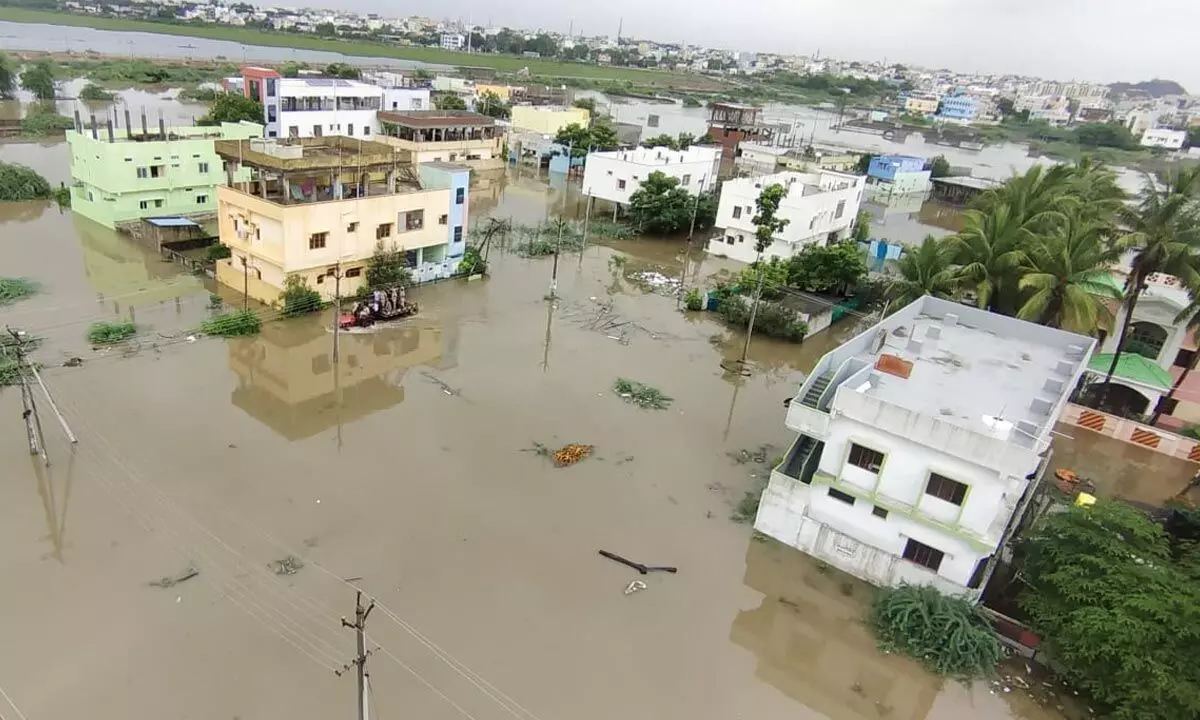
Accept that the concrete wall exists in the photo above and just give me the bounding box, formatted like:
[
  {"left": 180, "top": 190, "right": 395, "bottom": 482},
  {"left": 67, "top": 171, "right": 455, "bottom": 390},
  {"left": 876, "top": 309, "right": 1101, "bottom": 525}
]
[
  {"left": 68, "top": 121, "right": 262, "bottom": 228},
  {"left": 382, "top": 87, "right": 431, "bottom": 112},
  {"left": 867, "top": 155, "right": 926, "bottom": 181},
  {"left": 711, "top": 171, "right": 864, "bottom": 263},
  {"left": 278, "top": 109, "right": 380, "bottom": 139},
  {"left": 1060, "top": 402, "right": 1200, "bottom": 464},
  {"left": 375, "top": 136, "right": 504, "bottom": 169},
  {"left": 510, "top": 106, "right": 590, "bottom": 136}
]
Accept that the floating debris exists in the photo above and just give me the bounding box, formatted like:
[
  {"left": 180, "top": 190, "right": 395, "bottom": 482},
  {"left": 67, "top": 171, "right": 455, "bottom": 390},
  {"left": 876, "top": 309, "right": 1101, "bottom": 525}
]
[
  {"left": 624, "top": 580, "right": 647, "bottom": 595},
  {"left": 552, "top": 443, "right": 593, "bottom": 467},
  {"left": 613, "top": 378, "right": 672, "bottom": 410},
  {"left": 149, "top": 566, "right": 199, "bottom": 589},
  {"left": 269, "top": 555, "right": 305, "bottom": 576}
]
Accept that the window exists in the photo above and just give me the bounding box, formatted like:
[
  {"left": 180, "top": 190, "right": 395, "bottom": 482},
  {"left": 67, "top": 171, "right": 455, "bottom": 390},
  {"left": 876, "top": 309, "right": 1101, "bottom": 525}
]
[
  {"left": 902, "top": 538, "right": 945, "bottom": 572},
  {"left": 136, "top": 167, "right": 148, "bottom": 179},
  {"left": 681, "top": 174, "right": 691, "bottom": 185},
  {"left": 138, "top": 200, "right": 149, "bottom": 210},
  {"left": 453, "top": 226, "right": 463, "bottom": 243},
  {"left": 617, "top": 179, "right": 627, "bottom": 190},
  {"left": 86, "top": 190, "right": 93, "bottom": 202},
  {"left": 288, "top": 126, "right": 299, "bottom": 138},
  {"left": 737, "top": 234, "right": 744, "bottom": 243},
  {"left": 925, "top": 473, "right": 968, "bottom": 506},
  {"left": 309, "top": 232, "right": 328, "bottom": 250},
  {"left": 827, "top": 488, "right": 856, "bottom": 506},
  {"left": 197, "top": 161, "right": 210, "bottom": 174},
  {"left": 726, "top": 236, "right": 734, "bottom": 245},
  {"left": 316, "top": 274, "right": 324, "bottom": 284},
  {"left": 1127, "top": 322, "right": 1167, "bottom": 360},
  {"left": 150, "top": 166, "right": 163, "bottom": 178},
  {"left": 732, "top": 206, "right": 742, "bottom": 219},
  {"left": 455, "top": 187, "right": 465, "bottom": 205},
  {"left": 404, "top": 209, "right": 425, "bottom": 231},
  {"left": 347, "top": 124, "right": 354, "bottom": 136},
  {"left": 347, "top": 222, "right": 359, "bottom": 233},
  {"left": 195, "top": 195, "right": 208, "bottom": 204},
  {"left": 268, "top": 130, "right": 278, "bottom": 137},
  {"left": 345, "top": 267, "right": 362, "bottom": 278},
  {"left": 835, "top": 200, "right": 846, "bottom": 219},
  {"left": 266, "top": 78, "right": 277, "bottom": 97},
  {"left": 376, "top": 223, "right": 393, "bottom": 239},
  {"left": 313, "top": 125, "right": 323, "bottom": 137},
  {"left": 809, "top": 216, "right": 817, "bottom": 229},
  {"left": 871, "top": 506, "right": 889, "bottom": 519},
  {"left": 847, "top": 443, "right": 884, "bottom": 472},
  {"left": 153, "top": 199, "right": 164, "bottom": 208},
  {"left": 267, "top": 105, "right": 277, "bottom": 123},
  {"left": 438, "top": 214, "right": 448, "bottom": 225},
  {"left": 363, "top": 126, "right": 370, "bottom": 136},
  {"left": 606, "top": 170, "right": 613, "bottom": 176}
]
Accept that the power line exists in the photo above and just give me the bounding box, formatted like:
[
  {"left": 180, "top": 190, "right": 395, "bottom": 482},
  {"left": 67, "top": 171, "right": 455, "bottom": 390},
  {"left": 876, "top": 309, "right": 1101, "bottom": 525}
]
[{"left": 0, "top": 681, "right": 30, "bottom": 720}]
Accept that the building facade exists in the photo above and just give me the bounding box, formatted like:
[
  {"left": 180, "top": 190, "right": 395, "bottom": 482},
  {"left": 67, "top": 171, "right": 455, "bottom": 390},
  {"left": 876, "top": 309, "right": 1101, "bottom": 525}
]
[
  {"left": 509, "top": 105, "right": 590, "bottom": 136},
  {"left": 580, "top": 145, "right": 721, "bottom": 207},
  {"left": 440, "top": 32, "right": 465, "bottom": 50},
  {"left": 381, "top": 86, "right": 431, "bottom": 112},
  {"left": 710, "top": 170, "right": 865, "bottom": 264},
  {"left": 237, "top": 67, "right": 383, "bottom": 140},
  {"left": 903, "top": 95, "right": 940, "bottom": 116},
  {"left": 707, "top": 102, "right": 773, "bottom": 162},
  {"left": 937, "top": 95, "right": 980, "bottom": 123},
  {"left": 213, "top": 137, "right": 469, "bottom": 305},
  {"left": 756, "top": 296, "right": 1095, "bottom": 599},
  {"left": 68, "top": 121, "right": 263, "bottom": 229},
  {"left": 1140, "top": 128, "right": 1188, "bottom": 149},
  {"left": 376, "top": 110, "right": 504, "bottom": 169}
]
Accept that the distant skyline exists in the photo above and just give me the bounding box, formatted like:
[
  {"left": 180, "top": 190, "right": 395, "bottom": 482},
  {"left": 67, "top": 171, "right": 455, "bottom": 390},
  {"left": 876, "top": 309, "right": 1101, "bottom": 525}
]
[{"left": 316, "top": 0, "right": 1196, "bottom": 91}]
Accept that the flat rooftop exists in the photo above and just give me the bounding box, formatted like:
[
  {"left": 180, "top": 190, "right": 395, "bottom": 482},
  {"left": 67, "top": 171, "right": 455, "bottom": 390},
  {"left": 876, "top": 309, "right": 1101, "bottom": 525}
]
[
  {"left": 378, "top": 110, "right": 497, "bottom": 128},
  {"left": 823, "top": 296, "right": 1094, "bottom": 447},
  {"left": 592, "top": 145, "right": 719, "bottom": 166},
  {"left": 931, "top": 176, "right": 998, "bottom": 191},
  {"left": 213, "top": 136, "right": 398, "bottom": 172},
  {"left": 724, "top": 170, "right": 860, "bottom": 197}
]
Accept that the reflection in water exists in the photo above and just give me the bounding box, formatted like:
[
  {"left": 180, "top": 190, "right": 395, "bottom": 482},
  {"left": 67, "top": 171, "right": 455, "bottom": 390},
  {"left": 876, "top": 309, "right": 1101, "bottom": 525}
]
[
  {"left": 32, "top": 448, "right": 76, "bottom": 563},
  {"left": 74, "top": 213, "right": 203, "bottom": 312},
  {"left": 541, "top": 298, "right": 556, "bottom": 372},
  {"left": 227, "top": 315, "right": 444, "bottom": 440}
]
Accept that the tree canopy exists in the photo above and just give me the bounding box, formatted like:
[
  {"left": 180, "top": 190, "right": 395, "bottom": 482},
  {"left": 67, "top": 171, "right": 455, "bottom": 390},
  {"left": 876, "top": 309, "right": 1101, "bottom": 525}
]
[
  {"left": 19, "top": 60, "right": 55, "bottom": 100},
  {"left": 786, "top": 241, "right": 868, "bottom": 294},
  {"left": 627, "top": 171, "right": 716, "bottom": 235},
  {"left": 553, "top": 121, "right": 619, "bottom": 157},
  {"left": 198, "top": 92, "right": 264, "bottom": 125},
  {"left": 1019, "top": 501, "right": 1200, "bottom": 720},
  {"left": 0, "top": 52, "right": 15, "bottom": 99},
  {"left": 434, "top": 93, "right": 467, "bottom": 111}
]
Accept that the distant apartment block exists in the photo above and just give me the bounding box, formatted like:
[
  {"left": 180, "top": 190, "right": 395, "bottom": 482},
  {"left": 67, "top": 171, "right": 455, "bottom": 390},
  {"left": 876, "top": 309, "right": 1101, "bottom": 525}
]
[
  {"left": 865, "top": 155, "right": 931, "bottom": 195},
  {"left": 1140, "top": 128, "right": 1188, "bottom": 150},
  {"left": 903, "top": 95, "right": 940, "bottom": 115},
  {"left": 440, "top": 32, "right": 466, "bottom": 50},
  {"left": 237, "top": 66, "right": 383, "bottom": 140},
  {"left": 756, "top": 296, "right": 1095, "bottom": 599},
  {"left": 68, "top": 120, "right": 263, "bottom": 229},
  {"left": 213, "top": 137, "right": 469, "bottom": 304},
  {"left": 937, "top": 94, "right": 979, "bottom": 123},
  {"left": 710, "top": 170, "right": 864, "bottom": 264},
  {"left": 581, "top": 145, "right": 721, "bottom": 209},
  {"left": 707, "top": 102, "right": 774, "bottom": 161}
]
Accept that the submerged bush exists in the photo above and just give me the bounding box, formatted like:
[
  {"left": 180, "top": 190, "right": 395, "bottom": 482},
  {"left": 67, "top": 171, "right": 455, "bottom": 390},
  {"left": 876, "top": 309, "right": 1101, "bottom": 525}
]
[
  {"left": 869, "top": 584, "right": 1004, "bottom": 679},
  {"left": 683, "top": 287, "right": 703, "bottom": 311},
  {"left": 205, "top": 243, "right": 232, "bottom": 261},
  {"left": 0, "top": 277, "right": 38, "bottom": 306},
  {"left": 0, "top": 162, "right": 52, "bottom": 201},
  {"left": 716, "top": 296, "right": 808, "bottom": 342},
  {"left": 87, "top": 321, "right": 137, "bottom": 344},
  {"left": 201, "top": 310, "right": 261, "bottom": 337},
  {"left": 279, "top": 274, "right": 324, "bottom": 317}
]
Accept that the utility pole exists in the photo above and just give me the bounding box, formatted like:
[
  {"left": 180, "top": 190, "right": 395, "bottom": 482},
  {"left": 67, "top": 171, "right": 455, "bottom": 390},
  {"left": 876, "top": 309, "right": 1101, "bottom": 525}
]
[
  {"left": 676, "top": 176, "right": 705, "bottom": 309},
  {"left": 738, "top": 262, "right": 767, "bottom": 366},
  {"left": 340, "top": 590, "right": 375, "bottom": 720},
  {"left": 6, "top": 328, "right": 50, "bottom": 465},
  {"left": 328, "top": 262, "right": 343, "bottom": 361},
  {"left": 578, "top": 194, "right": 592, "bottom": 269},
  {"left": 241, "top": 256, "right": 249, "bottom": 311}
]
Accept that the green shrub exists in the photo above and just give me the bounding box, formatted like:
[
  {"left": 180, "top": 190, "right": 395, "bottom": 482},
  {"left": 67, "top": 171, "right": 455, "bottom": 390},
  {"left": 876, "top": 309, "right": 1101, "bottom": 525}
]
[
  {"left": 717, "top": 297, "right": 808, "bottom": 342},
  {"left": 178, "top": 86, "right": 219, "bottom": 102},
  {"left": 78, "top": 83, "right": 115, "bottom": 102},
  {"left": 684, "top": 287, "right": 703, "bottom": 311},
  {"left": 0, "top": 162, "right": 52, "bottom": 200},
  {"left": 205, "top": 243, "right": 232, "bottom": 261},
  {"left": 457, "top": 245, "right": 487, "bottom": 276},
  {"left": 19, "top": 109, "right": 73, "bottom": 137},
  {"left": 869, "top": 584, "right": 1004, "bottom": 679},
  {"left": 0, "top": 277, "right": 38, "bottom": 306},
  {"left": 201, "top": 310, "right": 261, "bottom": 337},
  {"left": 87, "top": 321, "right": 137, "bottom": 344},
  {"left": 279, "top": 274, "right": 324, "bottom": 317},
  {"left": 613, "top": 378, "right": 673, "bottom": 410}
]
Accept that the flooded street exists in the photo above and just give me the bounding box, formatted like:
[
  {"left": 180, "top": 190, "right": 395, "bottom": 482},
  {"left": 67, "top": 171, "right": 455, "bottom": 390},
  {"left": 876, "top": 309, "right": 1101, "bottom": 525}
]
[{"left": 1, "top": 141, "right": 1072, "bottom": 720}]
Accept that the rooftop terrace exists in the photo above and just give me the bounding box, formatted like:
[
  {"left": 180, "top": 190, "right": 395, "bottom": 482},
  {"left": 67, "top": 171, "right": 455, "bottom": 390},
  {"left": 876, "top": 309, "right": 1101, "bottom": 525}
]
[{"left": 213, "top": 136, "right": 399, "bottom": 172}]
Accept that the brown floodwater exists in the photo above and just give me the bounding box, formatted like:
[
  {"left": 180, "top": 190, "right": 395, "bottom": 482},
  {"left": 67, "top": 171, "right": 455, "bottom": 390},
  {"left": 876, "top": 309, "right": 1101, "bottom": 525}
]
[{"left": 1, "top": 155, "right": 1069, "bottom": 720}]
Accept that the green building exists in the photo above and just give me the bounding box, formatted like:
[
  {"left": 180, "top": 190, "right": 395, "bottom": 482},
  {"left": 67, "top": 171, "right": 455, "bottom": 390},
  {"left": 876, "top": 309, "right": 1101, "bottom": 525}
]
[{"left": 68, "top": 121, "right": 263, "bottom": 229}]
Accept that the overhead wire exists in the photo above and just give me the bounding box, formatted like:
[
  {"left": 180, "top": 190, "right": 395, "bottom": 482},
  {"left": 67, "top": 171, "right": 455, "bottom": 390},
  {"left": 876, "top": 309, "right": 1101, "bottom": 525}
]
[{"left": 0, "top": 682, "right": 30, "bottom": 720}]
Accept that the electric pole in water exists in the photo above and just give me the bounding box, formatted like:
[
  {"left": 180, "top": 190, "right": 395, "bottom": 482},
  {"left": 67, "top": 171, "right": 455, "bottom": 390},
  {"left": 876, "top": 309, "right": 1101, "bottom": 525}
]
[
  {"left": 340, "top": 590, "right": 375, "bottom": 720},
  {"left": 677, "top": 175, "right": 706, "bottom": 309},
  {"left": 328, "top": 262, "right": 343, "bottom": 362}
]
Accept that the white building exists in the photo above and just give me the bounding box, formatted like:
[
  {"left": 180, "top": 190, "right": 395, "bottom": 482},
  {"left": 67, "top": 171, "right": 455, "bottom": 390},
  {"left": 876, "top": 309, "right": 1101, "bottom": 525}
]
[
  {"left": 381, "top": 87, "right": 431, "bottom": 112},
  {"left": 1140, "top": 128, "right": 1188, "bottom": 150},
  {"left": 734, "top": 142, "right": 789, "bottom": 175},
  {"left": 710, "top": 170, "right": 865, "bottom": 264},
  {"left": 755, "top": 296, "right": 1095, "bottom": 599},
  {"left": 581, "top": 145, "right": 721, "bottom": 207},
  {"left": 440, "top": 32, "right": 466, "bottom": 50},
  {"left": 274, "top": 78, "right": 384, "bottom": 139}
]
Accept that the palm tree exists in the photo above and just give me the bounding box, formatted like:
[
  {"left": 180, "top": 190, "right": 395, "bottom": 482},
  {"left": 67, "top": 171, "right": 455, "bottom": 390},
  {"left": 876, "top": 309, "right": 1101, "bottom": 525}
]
[
  {"left": 1148, "top": 298, "right": 1200, "bottom": 425},
  {"left": 887, "top": 235, "right": 958, "bottom": 306},
  {"left": 951, "top": 202, "right": 1030, "bottom": 313},
  {"left": 1066, "top": 157, "right": 1127, "bottom": 221},
  {"left": 972, "top": 163, "right": 1076, "bottom": 233},
  {"left": 1017, "top": 210, "right": 1122, "bottom": 334},
  {"left": 1101, "top": 167, "right": 1200, "bottom": 394}
]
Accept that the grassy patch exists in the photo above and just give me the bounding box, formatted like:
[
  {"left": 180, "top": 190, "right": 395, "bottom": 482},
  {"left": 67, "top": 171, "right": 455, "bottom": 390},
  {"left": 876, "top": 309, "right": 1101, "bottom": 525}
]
[
  {"left": 0, "top": 277, "right": 38, "bottom": 306},
  {"left": 0, "top": 8, "right": 684, "bottom": 83},
  {"left": 613, "top": 378, "right": 673, "bottom": 410},
  {"left": 86, "top": 321, "right": 137, "bottom": 344},
  {"left": 200, "top": 309, "right": 261, "bottom": 337}
]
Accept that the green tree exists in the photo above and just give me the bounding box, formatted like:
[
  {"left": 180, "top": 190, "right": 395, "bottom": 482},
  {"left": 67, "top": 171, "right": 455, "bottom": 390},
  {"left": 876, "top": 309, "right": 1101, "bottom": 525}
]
[
  {"left": 279, "top": 274, "right": 323, "bottom": 317},
  {"left": 476, "top": 91, "right": 509, "bottom": 119},
  {"left": 589, "top": 120, "right": 619, "bottom": 151},
  {"left": 78, "top": 83, "right": 115, "bottom": 102},
  {"left": 554, "top": 121, "right": 619, "bottom": 156},
  {"left": 786, "top": 241, "right": 868, "bottom": 295},
  {"left": 852, "top": 209, "right": 871, "bottom": 243},
  {"left": 1075, "top": 122, "right": 1136, "bottom": 150},
  {"left": 926, "top": 154, "right": 951, "bottom": 178},
  {"left": 434, "top": 93, "right": 467, "bottom": 111},
  {"left": 0, "top": 52, "right": 16, "bottom": 99},
  {"left": 279, "top": 61, "right": 302, "bottom": 78},
  {"left": 20, "top": 60, "right": 55, "bottom": 100},
  {"left": 1017, "top": 210, "right": 1121, "bottom": 333},
  {"left": 628, "top": 171, "right": 695, "bottom": 234},
  {"left": 572, "top": 97, "right": 597, "bottom": 114},
  {"left": 1188, "top": 126, "right": 1200, "bottom": 148},
  {"left": 1019, "top": 501, "right": 1200, "bottom": 720},
  {"left": 324, "top": 62, "right": 360, "bottom": 79},
  {"left": 886, "top": 235, "right": 958, "bottom": 306},
  {"left": 198, "top": 92, "right": 264, "bottom": 125},
  {"left": 0, "top": 161, "right": 52, "bottom": 201},
  {"left": 641, "top": 133, "right": 680, "bottom": 150},
  {"left": 854, "top": 153, "right": 875, "bottom": 175},
  {"left": 951, "top": 203, "right": 1029, "bottom": 313},
  {"left": 1100, "top": 166, "right": 1200, "bottom": 394},
  {"left": 315, "top": 22, "right": 337, "bottom": 37},
  {"left": 364, "top": 240, "right": 413, "bottom": 291}
]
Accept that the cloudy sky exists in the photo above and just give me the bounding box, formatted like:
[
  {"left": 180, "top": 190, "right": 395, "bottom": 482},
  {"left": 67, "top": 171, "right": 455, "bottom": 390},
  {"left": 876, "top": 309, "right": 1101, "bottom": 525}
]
[{"left": 334, "top": 0, "right": 1197, "bottom": 90}]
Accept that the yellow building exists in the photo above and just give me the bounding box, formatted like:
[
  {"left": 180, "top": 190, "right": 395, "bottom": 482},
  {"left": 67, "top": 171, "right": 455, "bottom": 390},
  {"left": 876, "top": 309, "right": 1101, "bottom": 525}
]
[
  {"left": 510, "top": 105, "right": 591, "bottom": 136},
  {"left": 475, "top": 83, "right": 517, "bottom": 102},
  {"left": 903, "top": 95, "right": 940, "bottom": 115},
  {"left": 377, "top": 110, "right": 505, "bottom": 169},
  {"left": 213, "top": 137, "right": 470, "bottom": 305}
]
